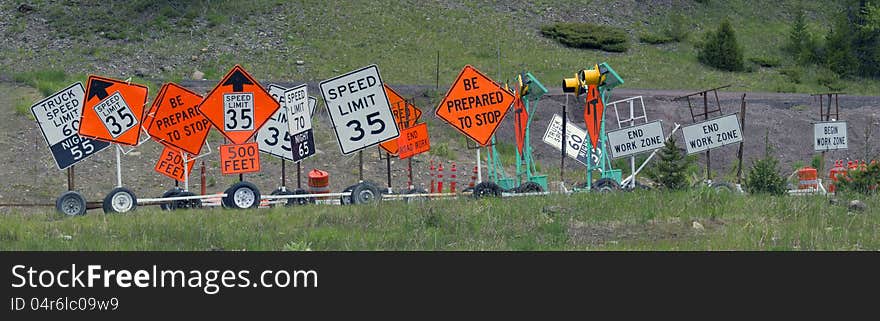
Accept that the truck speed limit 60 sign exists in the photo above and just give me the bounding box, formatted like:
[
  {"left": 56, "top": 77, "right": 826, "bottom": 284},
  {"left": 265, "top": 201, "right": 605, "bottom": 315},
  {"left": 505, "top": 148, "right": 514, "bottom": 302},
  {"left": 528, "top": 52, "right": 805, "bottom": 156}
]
[
  {"left": 31, "top": 82, "right": 110, "bottom": 170},
  {"left": 320, "top": 65, "right": 399, "bottom": 155}
]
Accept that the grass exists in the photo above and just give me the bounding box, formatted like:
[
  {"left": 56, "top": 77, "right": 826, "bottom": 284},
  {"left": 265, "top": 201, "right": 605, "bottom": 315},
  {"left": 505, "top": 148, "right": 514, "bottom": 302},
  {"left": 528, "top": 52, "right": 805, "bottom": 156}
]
[
  {"left": 3, "top": 1, "right": 880, "bottom": 95},
  {"left": 1, "top": 191, "right": 877, "bottom": 250}
]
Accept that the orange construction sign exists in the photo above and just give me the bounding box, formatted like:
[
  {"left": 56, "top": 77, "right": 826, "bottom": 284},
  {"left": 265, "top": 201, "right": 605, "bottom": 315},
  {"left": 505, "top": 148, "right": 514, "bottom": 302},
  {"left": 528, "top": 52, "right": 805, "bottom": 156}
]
[
  {"left": 145, "top": 83, "right": 211, "bottom": 155},
  {"left": 435, "top": 65, "right": 514, "bottom": 146},
  {"left": 513, "top": 95, "right": 528, "bottom": 156},
  {"left": 154, "top": 146, "right": 195, "bottom": 182},
  {"left": 78, "top": 75, "right": 149, "bottom": 146},
  {"left": 584, "top": 84, "right": 604, "bottom": 147},
  {"left": 198, "top": 65, "right": 279, "bottom": 144},
  {"left": 379, "top": 84, "right": 422, "bottom": 155},
  {"left": 397, "top": 122, "right": 430, "bottom": 160},
  {"left": 219, "top": 142, "right": 261, "bottom": 175}
]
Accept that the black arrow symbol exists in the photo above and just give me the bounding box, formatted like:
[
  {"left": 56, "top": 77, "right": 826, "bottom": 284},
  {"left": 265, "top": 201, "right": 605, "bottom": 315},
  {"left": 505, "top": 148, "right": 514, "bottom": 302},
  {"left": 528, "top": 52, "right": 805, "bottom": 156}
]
[
  {"left": 88, "top": 79, "right": 114, "bottom": 101},
  {"left": 222, "top": 69, "right": 253, "bottom": 92}
]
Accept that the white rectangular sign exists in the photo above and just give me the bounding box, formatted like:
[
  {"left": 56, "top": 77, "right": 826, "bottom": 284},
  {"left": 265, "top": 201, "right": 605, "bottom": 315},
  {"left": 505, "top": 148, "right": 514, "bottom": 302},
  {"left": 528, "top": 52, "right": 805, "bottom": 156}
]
[
  {"left": 320, "top": 65, "right": 399, "bottom": 155},
  {"left": 257, "top": 84, "right": 320, "bottom": 161},
  {"left": 223, "top": 93, "right": 254, "bottom": 131},
  {"left": 542, "top": 114, "right": 590, "bottom": 166},
  {"left": 814, "top": 121, "right": 848, "bottom": 151},
  {"left": 31, "top": 82, "right": 111, "bottom": 170},
  {"left": 681, "top": 114, "right": 743, "bottom": 155},
  {"left": 285, "top": 84, "right": 315, "bottom": 162},
  {"left": 607, "top": 121, "right": 665, "bottom": 159}
]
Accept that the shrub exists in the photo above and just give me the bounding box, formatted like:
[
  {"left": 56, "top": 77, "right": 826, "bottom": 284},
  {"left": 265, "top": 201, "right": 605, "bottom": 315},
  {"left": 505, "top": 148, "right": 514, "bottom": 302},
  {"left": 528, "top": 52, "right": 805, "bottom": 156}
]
[
  {"left": 541, "top": 22, "right": 629, "bottom": 52},
  {"left": 649, "top": 138, "right": 691, "bottom": 190},
  {"left": 835, "top": 162, "right": 880, "bottom": 195},
  {"left": 748, "top": 56, "right": 781, "bottom": 68},
  {"left": 639, "top": 32, "right": 674, "bottom": 44},
  {"left": 697, "top": 20, "right": 745, "bottom": 71},
  {"left": 666, "top": 13, "right": 690, "bottom": 42},
  {"left": 744, "top": 134, "right": 786, "bottom": 195}
]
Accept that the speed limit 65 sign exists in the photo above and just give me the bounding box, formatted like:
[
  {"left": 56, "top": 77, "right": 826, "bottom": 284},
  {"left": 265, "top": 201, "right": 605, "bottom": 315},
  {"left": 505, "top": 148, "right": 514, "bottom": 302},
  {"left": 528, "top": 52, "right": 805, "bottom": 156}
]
[
  {"left": 31, "top": 82, "right": 110, "bottom": 170},
  {"left": 284, "top": 84, "right": 315, "bottom": 162},
  {"left": 320, "top": 65, "right": 399, "bottom": 155}
]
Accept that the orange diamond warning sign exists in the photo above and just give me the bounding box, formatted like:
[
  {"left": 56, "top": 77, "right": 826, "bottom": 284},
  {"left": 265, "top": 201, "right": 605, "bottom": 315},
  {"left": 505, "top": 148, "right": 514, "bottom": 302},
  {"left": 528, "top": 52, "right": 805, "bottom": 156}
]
[
  {"left": 435, "top": 65, "right": 514, "bottom": 146},
  {"left": 379, "top": 84, "right": 422, "bottom": 155},
  {"left": 584, "top": 84, "right": 604, "bottom": 147},
  {"left": 145, "top": 83, "right": 211, "bottom": 155},
  {"left": 198, "top": 65, "right": 279, "bottom": 144},
  {"left": 78, "top": 75, "right": 149, "bottom": 146}
]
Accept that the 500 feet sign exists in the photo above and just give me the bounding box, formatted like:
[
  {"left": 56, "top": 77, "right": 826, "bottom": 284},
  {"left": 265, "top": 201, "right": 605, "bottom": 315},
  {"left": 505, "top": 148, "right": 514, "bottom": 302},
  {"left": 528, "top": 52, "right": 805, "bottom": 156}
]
[
  {"left": 31, "top": 83, "right": 110, "bottom": 169},
  {"left": 681, "top": 114, "right": 743, "bottom": 155},
  {"left": 320, "top": 65, "right": 399, "bottom": 155}
]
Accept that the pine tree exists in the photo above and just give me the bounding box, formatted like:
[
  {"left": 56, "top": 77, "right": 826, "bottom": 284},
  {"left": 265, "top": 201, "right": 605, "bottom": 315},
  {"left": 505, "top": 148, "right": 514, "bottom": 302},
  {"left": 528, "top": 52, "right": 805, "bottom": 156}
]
[
  {"left": 744, "top": 133, "right": 786, "bottom": 195},
  {"left": 698, "top": 19, "right": 745, "bottom": 71},
  {"left": 651, "top": 138, "right": 690, "bottom": 190}
]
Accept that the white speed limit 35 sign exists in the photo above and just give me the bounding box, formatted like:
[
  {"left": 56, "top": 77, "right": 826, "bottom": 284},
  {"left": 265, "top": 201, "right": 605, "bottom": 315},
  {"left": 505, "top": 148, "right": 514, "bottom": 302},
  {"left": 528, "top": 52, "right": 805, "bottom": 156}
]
[{"left": 320, "top": 65, "right": 399, "bottom": 155}]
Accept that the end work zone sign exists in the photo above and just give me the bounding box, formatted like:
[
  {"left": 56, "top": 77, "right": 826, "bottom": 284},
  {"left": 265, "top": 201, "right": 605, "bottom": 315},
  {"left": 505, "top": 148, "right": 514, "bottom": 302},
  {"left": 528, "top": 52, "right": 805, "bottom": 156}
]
[{"left": 681, "top": 114, "right": 743, "bottom": 155}]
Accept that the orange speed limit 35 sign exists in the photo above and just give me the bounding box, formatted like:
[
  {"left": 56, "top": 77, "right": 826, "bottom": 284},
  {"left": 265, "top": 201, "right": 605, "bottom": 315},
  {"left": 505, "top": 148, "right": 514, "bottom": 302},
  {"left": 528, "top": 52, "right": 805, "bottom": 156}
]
[
  {"left": 154, "top": 146, "right": 195, "bottom": 182},
  {"left": 145, "top": 83, "right": 211, "bottom": 155},
  {"left": 219, "top": 142, "right": 261, "bottom": 175},
  {"left": 435, "top": 65, "right": 514, "bottom": 146},
  {"left": 78, "top": 75, "right": 149, "bottom": 146},
  {"left": 199, "top": 65, "right": 279, "bottom": 144}
]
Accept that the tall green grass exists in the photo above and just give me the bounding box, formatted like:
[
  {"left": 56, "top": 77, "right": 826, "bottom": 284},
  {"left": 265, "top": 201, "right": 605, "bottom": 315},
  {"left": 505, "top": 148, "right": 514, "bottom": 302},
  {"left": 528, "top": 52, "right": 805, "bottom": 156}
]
[{"left": 1, "top": 191, "right": 876, "bottom": 250}]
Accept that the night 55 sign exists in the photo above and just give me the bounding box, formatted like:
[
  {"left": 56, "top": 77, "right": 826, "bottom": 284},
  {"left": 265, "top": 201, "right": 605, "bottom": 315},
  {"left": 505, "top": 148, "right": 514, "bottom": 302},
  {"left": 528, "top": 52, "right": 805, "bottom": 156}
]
[
  {"left": 320, "top": 65, "right": 399, "bottom": 155},
  {"left": 284, "top": 84, "right": 315, "bottom": 162},
  {"left": 31, "top": 83, "right": 110, "bottom": 169}
]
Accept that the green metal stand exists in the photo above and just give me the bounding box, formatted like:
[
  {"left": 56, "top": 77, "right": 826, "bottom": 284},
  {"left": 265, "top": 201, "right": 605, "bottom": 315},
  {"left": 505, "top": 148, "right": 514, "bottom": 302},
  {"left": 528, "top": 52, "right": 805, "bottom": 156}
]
[{"left": 573, "top": 62, "right": 625, "bottom": 191}]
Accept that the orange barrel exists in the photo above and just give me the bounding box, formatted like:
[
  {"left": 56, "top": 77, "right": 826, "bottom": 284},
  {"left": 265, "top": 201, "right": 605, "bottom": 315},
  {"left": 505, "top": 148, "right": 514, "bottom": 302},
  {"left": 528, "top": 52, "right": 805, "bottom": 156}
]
[
  {"left": 828, "top": 160, "right": 847, "bottom": 193},
  {"left": 797, "top": 167, "right": 819, "bottom": 190},
  {"left": 308, "top": 169, "right": 330, "bottom": 195}
]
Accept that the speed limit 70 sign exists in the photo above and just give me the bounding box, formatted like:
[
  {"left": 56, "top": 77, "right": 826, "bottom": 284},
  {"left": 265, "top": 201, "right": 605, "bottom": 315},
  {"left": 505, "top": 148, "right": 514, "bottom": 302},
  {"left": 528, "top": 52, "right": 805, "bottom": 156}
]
[
  {"left": 320, "top": 65, "right": 399, "bottom": 155},
  {"left": 284, "top": 84, "right": 315, "bottom": 162},
  {"left": 31, "top": 82, "right": 110, "bottom": 170}
]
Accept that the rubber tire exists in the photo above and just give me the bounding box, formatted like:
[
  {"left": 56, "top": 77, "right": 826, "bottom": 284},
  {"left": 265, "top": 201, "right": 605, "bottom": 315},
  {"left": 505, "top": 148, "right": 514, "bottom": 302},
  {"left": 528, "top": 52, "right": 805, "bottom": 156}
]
[
  {"left": 351, "top": 182, "right": 381, "bottom": 205},
  {"left": 593, "top": 178, "right": 620, "bottom": 193},
  {"left": 293, "top": 188, "right": 314, "bottom": 205},
  {"left": 405, "top": 188, "right": 429, "bottom": 203},
  {"left": 102, "top": 187, "right": 138, "bottom": 214},
  {"left": 518, "top": 181, "right": 544, "bottom": 193},
  {"left": 172, "top": 191, "right": 201, "bottom": 210},
  {"left": 224, "top": 182, "right": 261, "bottom": 209},
  {"left": 56, "top": 191, "right": 87, "bottom": 216},
  {"left": 340, "top": 184, "right": 356, "bottom": 205},
  {"left": 270, "top": 188, "right": 296, "bottom": 207},
  {"left": 711, "top": 182, "right": 738, "bottom": 194},
  {"left": 160, "top": 187, "right": 181, "bottom": 211},
  {"left": 473, "top": 182, "right": 502, "bottom": 199}
]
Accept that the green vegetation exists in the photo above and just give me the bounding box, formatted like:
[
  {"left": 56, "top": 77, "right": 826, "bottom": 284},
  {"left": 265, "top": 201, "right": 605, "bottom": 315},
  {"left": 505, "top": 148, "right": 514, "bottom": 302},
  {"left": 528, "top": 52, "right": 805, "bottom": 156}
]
[
  {"left": 540, "top": 22, "right": 629, "bottom": 52},
  {"left": 648, "top": 138, "right": 692, "bottom": 190},
  {"left": 697, "top": 20, "right": 745, "bottom": 72},
  {"left": 836, "top": 162, "right": 880, "bottom": 195},
  {"left": 639, "top": 33, "right": 674, "bottom": 45},
  {"left": 1, "top": 192, "right": 877, "bottom": 250},
  {"left": 3, "top": 1, "right": 880, "bottom": 94},
  {"left": 744, "top": 137, "right": 787, "bottom": 195}
]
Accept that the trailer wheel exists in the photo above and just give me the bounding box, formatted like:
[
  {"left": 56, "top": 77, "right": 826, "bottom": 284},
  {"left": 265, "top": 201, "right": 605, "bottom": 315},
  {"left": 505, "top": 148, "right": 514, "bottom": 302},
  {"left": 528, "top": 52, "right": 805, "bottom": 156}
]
[
  {"left": 223, "top": 182, "right": 260, "bottom": 209},
  {"left": 160, "top": 188, "right": 181, "bottom": 211},
  {"left": 518, "top": 181, "right": 544, "bottom": 193},
  {"left": 473, "top": 182, "right": 502, "bottom": 199},
  {"left": 593, "top": 178, "right": 620, "bottom": 193},
  {"left": 351, "top": 182, "right": 381, "bottom": 205},
  {"left": 270, "top": 188, "right": 296, "bottom": 207},
  {"left": 56, "top": 191, "right": 87, "bottom": 216},
  {"left": 711, "top": 182, "right": 739, "bottom": 194},
  {"left": 172, "top": 191, "right": 201, "bottom": 209},
  {"left": 405, "top": 188, "right": 429, "bottom": 203},
  {"left": 103, "top": 187, "right": 137, "bottom": 214},
  {"left": 340, "top": 185, "right": 356, "bottom": 205},
  {"left": 293, "top": 188, "right": 314, "bottom": 205}
]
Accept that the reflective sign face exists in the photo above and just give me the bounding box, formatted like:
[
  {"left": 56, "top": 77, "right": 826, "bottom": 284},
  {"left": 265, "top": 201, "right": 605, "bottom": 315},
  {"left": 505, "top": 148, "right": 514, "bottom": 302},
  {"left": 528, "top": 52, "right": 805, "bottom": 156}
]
[
  {"left": 199, "top": 65, "right": 279, "bottom": 144},
  {"left": 397, "top": 122, "right": 430, "bottom": 160},
  {"left": 320, "top": 65, "right": 399, "bottom": 155},
  {"left": 583, "top": 85, "right": 604, "bottom": 148},
  {"left": 154, "top": 146, "right": 195, "bottom": 182},
  {"left": 606, "top": 121, "right": 665, "bottom": 159},
  {"left": 541, "top": 114, "right": 590, "bottom": 167},
  {"left": 285, "top": 84, "right": 315, "bottom": 162},
  {"left": 145, "top": 83, "right": 211, "bottom": 155},
  {"left": 379, "top": 84, "right": 422, "bottom": 155},
  {"left": 435, "top": 65, "right": 514, "bottom": 146},
  {"left": 31, "top": 82, "right": 110, "bottom": 170},
  {"left": 257, "top": 84, "right": 293, "bottom": 160},
  {"left": 681, "top": 114, "right": 743, "bottom": 154},
  {"left": 79, "top": 75, "right": 149, "bottom": 146},
  {"left": 814, "top": 121, "right": 848, "bottom": 151},
  {"left": 220, "top": 142, "right": 261, "bottom": 175}
]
